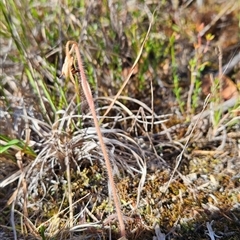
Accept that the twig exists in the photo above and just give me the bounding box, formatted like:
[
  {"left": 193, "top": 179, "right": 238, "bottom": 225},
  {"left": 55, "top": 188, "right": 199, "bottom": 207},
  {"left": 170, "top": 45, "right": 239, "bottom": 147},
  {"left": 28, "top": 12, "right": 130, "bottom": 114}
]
[
  {"left": 65, "top": 142, "right": 73, "bottom": 228},
  {"left": 222, "top": 51, "right": 240, "bottom": 75}
]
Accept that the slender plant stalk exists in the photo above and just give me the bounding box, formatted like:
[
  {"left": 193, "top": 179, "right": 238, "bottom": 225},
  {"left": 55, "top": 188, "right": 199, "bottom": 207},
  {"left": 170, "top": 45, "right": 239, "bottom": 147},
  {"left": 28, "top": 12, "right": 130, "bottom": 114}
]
[
  {"left": 99, "top": 13, "right": 154, "bottom": 125},
  {"left": 61, "top": 41, "right": 126, "bottom": 237},
  {"left": 65, "top": 145, "right": 73, "bottom": 228}
]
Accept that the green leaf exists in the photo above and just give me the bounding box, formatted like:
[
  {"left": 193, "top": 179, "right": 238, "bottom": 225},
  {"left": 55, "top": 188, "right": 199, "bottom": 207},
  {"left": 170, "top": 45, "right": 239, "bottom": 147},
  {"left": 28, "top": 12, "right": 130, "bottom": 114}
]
[{"left": 0, "top": 139, "right": 22, "bottom": 153}]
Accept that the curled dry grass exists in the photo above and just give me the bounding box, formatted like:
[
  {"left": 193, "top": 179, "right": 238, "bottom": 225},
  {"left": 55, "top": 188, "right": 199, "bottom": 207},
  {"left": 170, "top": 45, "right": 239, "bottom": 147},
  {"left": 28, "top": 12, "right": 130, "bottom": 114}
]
[{"left": 0, "top": 93, "right": 168, "bottom": 239}]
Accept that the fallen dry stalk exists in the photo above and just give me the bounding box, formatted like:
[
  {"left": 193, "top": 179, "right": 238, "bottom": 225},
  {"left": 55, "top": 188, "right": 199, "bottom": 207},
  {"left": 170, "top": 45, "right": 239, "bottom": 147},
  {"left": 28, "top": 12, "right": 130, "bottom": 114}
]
[{"left": 61, "top": 41, "right": 126, "bottom": 237}]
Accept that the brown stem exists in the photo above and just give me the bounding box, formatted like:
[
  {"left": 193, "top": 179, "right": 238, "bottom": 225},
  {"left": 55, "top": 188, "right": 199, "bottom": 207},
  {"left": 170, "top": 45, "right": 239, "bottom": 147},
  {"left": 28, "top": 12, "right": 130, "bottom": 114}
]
[{"left": 65, "top": 41, "right": 126, "bottom": 237}]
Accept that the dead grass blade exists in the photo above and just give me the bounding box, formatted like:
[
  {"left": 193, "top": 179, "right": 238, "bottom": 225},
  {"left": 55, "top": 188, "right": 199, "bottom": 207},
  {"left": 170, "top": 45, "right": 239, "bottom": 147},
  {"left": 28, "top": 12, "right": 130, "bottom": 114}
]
[{"left": 99, "top": 12, "right": 154, "bottom": 125}]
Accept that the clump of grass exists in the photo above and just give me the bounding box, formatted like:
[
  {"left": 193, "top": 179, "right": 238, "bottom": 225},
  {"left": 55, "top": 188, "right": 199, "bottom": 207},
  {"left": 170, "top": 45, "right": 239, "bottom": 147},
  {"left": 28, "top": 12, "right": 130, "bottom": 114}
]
[{"left": 0, "top": 81, "right": 154, "bottom": 239}]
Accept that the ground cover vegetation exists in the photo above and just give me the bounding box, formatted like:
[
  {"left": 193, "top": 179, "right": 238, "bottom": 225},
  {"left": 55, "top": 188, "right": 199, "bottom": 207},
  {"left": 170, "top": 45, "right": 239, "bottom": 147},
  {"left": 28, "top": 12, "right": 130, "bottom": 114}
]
[{"left": 0, "top": 0, "right": 240, "bottom": 239}]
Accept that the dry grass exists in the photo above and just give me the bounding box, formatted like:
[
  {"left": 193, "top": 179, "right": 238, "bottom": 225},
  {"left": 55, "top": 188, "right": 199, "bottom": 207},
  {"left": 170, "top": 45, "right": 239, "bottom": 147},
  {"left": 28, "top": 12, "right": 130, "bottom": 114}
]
[{"left": 1, "top": 0, "right": 240, "bottom": 239}]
